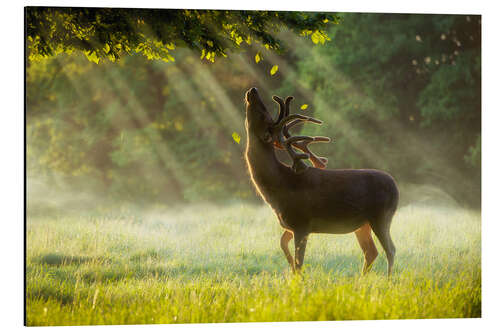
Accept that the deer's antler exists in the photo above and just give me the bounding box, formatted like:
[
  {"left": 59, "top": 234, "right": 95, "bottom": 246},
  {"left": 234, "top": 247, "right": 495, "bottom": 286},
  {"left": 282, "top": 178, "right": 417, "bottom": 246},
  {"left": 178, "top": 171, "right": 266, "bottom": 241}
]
[
  {"left": 272, "top": 95, "right": 293, "bottom": 124},
  {"left": 271, "top": 96, "right": 331, "bottom": 174}
]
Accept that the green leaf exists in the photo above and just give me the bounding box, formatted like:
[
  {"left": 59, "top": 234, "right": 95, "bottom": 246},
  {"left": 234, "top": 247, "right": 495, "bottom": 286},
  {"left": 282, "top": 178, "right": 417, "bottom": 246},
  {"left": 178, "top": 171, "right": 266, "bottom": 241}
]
[
  {"left": 255, "top": 52, "right": 261, "bottom": 63},
  {"left": 310, "top": 30, "right": 331, "bottom": 45},
  {"left": 84, "top": 51, "right": 100, "bottom": 64},
  {"left": 300, "top": 104, "right": 308, "bottom": 110},
  {"left": 311, "top": 30, "right": 321, "bottom": 44},
  {"left": 206, "top": 51, "right": 215, "bottom": 62},
  {"left": 232, "top": 132, "right": 241, "bottom": 144},
  {"left": 166, "top": 54, "right": 175, "bottom": 62},
  {"left": 270, "top": 65, "right": 278, "bottom": 76}
]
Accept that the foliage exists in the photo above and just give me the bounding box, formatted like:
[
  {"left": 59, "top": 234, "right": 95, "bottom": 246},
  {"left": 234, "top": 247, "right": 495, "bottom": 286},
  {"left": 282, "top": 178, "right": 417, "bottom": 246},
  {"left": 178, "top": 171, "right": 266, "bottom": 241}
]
[
  {"left": 26, "top": 204, "right": 481, "bottom": 325},
  {"left": 26, "top": 7, "right": 338, "bottom": 63},
  {"left": 270, "top": 64, "right": 279, "bottom": 75}
]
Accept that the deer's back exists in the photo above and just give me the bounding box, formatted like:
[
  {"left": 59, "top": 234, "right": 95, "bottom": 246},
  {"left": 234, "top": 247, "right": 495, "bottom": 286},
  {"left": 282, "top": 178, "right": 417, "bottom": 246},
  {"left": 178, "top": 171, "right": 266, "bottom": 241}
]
[{"left": 265, "top": 168, "right": 399, "bottom": 234}]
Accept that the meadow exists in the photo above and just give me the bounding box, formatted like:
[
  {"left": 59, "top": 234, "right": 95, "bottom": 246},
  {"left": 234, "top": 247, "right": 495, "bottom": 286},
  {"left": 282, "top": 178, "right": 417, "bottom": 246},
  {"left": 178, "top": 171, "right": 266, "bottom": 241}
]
[{"left": 26, "top": 202, "right": 481, "bottom": 326}]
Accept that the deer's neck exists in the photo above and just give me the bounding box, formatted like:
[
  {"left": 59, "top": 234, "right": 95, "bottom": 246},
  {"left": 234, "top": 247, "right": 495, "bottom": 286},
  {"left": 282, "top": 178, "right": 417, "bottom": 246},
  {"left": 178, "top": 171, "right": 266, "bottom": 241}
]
[{"left": 245, "top": 133, "right": 287, "bottom": 200}]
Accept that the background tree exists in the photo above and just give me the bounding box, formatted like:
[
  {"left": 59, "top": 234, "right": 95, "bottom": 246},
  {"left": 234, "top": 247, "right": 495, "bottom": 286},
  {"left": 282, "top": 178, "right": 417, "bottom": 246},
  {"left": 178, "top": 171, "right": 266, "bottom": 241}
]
[{"left": 283, "top": 13, "right": 480, "bottom": 206}]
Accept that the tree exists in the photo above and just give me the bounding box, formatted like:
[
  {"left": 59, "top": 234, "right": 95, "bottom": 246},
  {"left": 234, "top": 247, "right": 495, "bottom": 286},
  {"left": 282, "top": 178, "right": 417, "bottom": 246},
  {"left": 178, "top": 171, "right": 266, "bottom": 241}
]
[{"left": 26, "top": 7, "right": 338, "bottom": 63}]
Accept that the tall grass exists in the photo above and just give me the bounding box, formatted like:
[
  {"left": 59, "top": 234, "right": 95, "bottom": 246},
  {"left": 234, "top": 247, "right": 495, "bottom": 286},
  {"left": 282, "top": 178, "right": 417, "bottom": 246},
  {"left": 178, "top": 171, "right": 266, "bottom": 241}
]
[{"left": 26, "top": 203, "right": 481, "bottom": 325}]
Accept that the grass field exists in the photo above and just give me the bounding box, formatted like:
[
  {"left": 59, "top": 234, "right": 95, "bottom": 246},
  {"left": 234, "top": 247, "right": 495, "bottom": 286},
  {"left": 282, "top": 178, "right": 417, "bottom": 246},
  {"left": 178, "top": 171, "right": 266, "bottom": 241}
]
[{"left": 26, "top": 202, "right": 481, "bottom": 326}]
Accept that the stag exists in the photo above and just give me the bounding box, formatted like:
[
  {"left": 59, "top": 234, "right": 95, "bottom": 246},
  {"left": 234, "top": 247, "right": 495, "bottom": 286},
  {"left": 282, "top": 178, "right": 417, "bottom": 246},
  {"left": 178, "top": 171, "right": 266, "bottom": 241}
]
[{"left": 244, "top": 87, "right": 399, "bottom": 276}]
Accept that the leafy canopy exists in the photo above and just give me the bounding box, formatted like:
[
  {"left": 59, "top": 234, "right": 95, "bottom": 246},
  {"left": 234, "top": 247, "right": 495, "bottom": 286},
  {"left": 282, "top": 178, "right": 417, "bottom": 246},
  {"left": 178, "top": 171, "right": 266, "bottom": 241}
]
[{"left": 26, "top": 7, "right": 338, "bottom": 63}]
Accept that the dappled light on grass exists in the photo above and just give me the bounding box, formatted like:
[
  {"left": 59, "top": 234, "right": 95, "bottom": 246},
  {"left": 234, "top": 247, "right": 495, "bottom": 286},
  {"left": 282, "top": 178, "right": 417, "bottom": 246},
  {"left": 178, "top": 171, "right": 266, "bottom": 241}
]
[{"left": 26, "top": 203, "right": 480, "bottom": 325}]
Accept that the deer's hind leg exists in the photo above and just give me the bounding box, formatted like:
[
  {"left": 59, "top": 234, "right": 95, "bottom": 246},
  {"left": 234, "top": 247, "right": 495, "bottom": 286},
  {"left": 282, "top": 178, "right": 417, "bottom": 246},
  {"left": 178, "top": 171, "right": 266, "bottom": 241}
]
[
  {"left": 355, "top": 223, "right": 378, "bottom": 275},
  {"left": 370, "top": 217, "right": 396, "bottom": 276},
  {"left": 280, "top": 230, "right": 295, "bottom": 272}
]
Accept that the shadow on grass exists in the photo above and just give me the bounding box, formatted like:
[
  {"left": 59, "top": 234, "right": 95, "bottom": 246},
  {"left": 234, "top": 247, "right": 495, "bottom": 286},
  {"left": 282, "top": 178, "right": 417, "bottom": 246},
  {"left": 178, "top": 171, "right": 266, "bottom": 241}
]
[
  {"left": 32, "top": 253, "right": 112, "bottom": 266},
  {"left": 307, "top": 254, "right": 361, "bottom": 276},
  {"left": 26, "top": 250, "right": 398, "bottom": 305},
  {"left": 30, "top": 249, "right": 390, "bottom": 291},
  {"left": 129, "top": 248, "right": 171, "bottom": 263}
]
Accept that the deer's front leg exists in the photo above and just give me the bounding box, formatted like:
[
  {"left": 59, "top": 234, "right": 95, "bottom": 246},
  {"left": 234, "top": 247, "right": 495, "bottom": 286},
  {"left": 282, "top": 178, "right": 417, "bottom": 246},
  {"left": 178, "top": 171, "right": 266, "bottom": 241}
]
[
  {"left": 280, "top": 230, "right": 295, "bottom": 272},
  {"left": 293, "top": 230, "right": 309, "bottom": 273}
]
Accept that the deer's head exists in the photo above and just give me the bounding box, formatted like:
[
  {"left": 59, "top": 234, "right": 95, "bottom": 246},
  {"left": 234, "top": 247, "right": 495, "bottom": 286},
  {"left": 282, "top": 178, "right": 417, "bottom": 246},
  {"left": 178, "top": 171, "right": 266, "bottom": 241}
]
[
  {"left": 245, "top": 87, "right": 275, "bottom": 144},
  {"left": 244, "top": 87, "right": 331, "bottom": 173}
]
